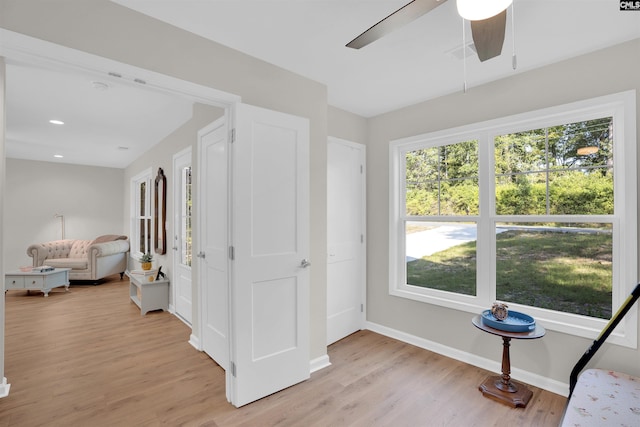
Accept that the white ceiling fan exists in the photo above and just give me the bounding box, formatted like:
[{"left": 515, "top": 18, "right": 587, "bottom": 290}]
[{"left": 346, "top": 0, "right": 512, "bottom": 62}]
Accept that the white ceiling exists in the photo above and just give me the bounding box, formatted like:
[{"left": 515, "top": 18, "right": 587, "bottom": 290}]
[
  {"left": 6, "top": 62, "right": 194, "bottom": 168},
  {"left": 114, "top": 0, "right": 640, "bottom": 117},
  {"left": 4, "top": 0, "right": 640, "bottom": 168}
]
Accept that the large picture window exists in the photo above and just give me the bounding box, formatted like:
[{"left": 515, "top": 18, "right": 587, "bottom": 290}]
[{"left": 389, "top": 92, "right": 637, "bottom": 346}]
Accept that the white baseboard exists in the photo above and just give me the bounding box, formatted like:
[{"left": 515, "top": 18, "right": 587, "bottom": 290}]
[
  {"left": 365, "top": 321, "right": 568, "bottom": 397},
  {"left": 310, "top": 354, "right": 331, "bottom": 374},
  {"left": 0, "top": 377, "right": 10, "bottom": 398},
  {"left": 189, "top": 334, "right": 201, "bottom": 351}
]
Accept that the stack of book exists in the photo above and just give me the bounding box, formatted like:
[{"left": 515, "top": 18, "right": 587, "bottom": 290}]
[
  {"left": 32, "top": 266, "right": 55, "bottom": 273},
  {"left": 129, "top": 269, "right": 158, "bottom": 276}
]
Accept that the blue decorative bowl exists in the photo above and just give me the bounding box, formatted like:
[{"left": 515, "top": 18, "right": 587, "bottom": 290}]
[{"left": 481, "top": 309, "right": 536, "bottom": 332}]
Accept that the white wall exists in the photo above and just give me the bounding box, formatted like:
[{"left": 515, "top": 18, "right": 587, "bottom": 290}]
[
  {"left": 365, "top": 38, "right": 640, "bottom": 392},
  {"left": 4, "top": 159, "right": 124, "bottom": 270},
  {"left": 328, "top": 106, "right": 367, "bottom": 145}
]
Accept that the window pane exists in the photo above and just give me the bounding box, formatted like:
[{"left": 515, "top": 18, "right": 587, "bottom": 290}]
[
  {"left": 495, "top": 172, "right": 547, "bottom": 215},
  {"left": 139, "top": 182, "right": 146, "bottom": 216},
  {"left": 406, "top": 141, "right": 478, "bottom": 216},
  {"left": 181, "top": 166, "right": 192, "bottom": 267},
  {"left": 495, "top": 222, "right": 612, "bottom": 319},
  {"left": 139, "top": 218, "right": 146, "bottom": 253},
  {"left": 406, "top": 221, "right": 476, "bottom": 296},
  {"left": 495, "top": 117, "right": 613, "bottom": 216},
  {"left": 406, "top": 180, "right": 439, "bottom": 216},
  {"left": 549, "top": 170, "right": 613, "bottom": 215},
  {"left": 548, "top": 118, "right": 613, "bottom": 171},
  {"left": 495, "top": 131, "right": 546, "bottom": 175}
]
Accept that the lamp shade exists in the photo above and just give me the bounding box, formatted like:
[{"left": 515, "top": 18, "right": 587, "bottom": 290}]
[{"left": 457, "top": 0, "right": 513, "bottom": 21}]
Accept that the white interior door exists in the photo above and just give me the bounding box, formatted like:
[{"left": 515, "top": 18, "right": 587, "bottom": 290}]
[
  {"left": 173, "top": 147, "right": 193, "bottom": 325},
  {"left": 327, "top": 137, "right": 366, "bottom": 345},
  {"left": 198, "top": 117, "right": 229, "bottom": 371},
  {"left": 228, "top": 103, "right": 310, "bottom": 407}
]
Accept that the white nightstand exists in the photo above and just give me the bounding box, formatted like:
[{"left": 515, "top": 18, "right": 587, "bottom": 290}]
[{"left": 128, "top": 272, "right": 169, "bottom": 315}]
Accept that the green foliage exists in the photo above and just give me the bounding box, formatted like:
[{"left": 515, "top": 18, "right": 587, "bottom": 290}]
[
  {"left": 406, "top": 117, "right": 614, "bottom": 217},
  {"left": 140, "top": 252, "right": 153, "bottom": 263}
]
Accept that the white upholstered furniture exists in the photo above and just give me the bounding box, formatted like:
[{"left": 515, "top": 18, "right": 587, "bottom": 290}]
[
  {"left": 27, "top": 235, "right": 129, "bottom": 282},
  {"left": 561, "top": 283, "right": 640, "bottom": 426},
  {"left": 562, "top": 368, "right": 640, "bottom": 425}
]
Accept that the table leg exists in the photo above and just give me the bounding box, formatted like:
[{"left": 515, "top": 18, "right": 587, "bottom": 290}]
[
  {"left": 495, "top": 337, "right": 517, "bottom": 392},
  {"left": 478, "top": 336, "right": 533, "bottom": 407}
]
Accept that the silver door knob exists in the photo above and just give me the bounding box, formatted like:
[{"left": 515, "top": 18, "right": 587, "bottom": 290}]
[
  {"left": 196, "top": 251, "right": 206, "bottom": 259},
  {"left": 300, "top": 259, "right": 311, "bottom": 268}
]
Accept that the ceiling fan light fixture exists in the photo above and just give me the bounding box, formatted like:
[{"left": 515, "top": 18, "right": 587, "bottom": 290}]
[{"left": 457, "top": 0, "right": 512, "bottom": 21}]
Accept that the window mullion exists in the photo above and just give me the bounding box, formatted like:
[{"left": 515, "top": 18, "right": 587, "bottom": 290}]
[{"left": 477, "top": 131, "right": 494, "bottom": 304}]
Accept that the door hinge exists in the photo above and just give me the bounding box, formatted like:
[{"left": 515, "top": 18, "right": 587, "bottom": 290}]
[
  {"left": 361, "top": 303, "right": 364, "bottom": 313},
  {"left": 230, "top": 128, "right": 236, "bottom": 143},
  {"left": 360, "top": 164, "right": 363, "bottom": 174},
  {"left": 228, "top": 246, "right": 235, "bottom": 260},
  {"left": 361, "top": 234, "right": 364, "bottom": 243},
  {"left": 230, "top": 361, "right": 236, "bottom": 377}
]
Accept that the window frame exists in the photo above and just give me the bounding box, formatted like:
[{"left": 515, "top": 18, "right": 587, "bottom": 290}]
[
  {"left": 130, "top": 168, "right": 153, "bottom": 259},
  {"left": 389, "top": 91, "right": 637, "bottom": 347}
]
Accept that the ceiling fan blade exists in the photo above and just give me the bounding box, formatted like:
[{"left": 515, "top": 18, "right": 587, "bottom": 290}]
[
  {"left": 470, "top": 9, "right": 507, "bottom": 62},
  {"left": 346, "top": 0, "right": 448, "bottom": 49}
]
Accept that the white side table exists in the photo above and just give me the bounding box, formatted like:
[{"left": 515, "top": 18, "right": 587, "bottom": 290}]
[
  {"left": 5, "top": 268, "right": 71, "bottom": 297},
  {"left": 128, "top": 272, "right": 170, "bottom": 315}
]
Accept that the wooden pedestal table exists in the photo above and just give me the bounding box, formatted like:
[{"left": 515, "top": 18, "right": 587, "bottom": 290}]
[{"left": 471, "top": 315, "right": 546, "bottom": 408}]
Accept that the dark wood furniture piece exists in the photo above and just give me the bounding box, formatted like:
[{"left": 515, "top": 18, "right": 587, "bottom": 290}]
[
  {"left": 154, "top": 167, "right": 167, "bottom": 255},
  {"left": 472, "top": 315, "right": 546, "bottom": 408}
]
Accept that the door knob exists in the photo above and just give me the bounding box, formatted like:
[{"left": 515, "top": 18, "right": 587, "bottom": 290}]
[
  {"left": 197, "top": 251, "right": 206, "bottom": 259},
  {"left": 300, "top": 259, "right": 311, "bottom": 268}
]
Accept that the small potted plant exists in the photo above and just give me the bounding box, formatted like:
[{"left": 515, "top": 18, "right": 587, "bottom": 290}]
[{"left": 139, "top": 252, "right": 153, "bottom": 271}]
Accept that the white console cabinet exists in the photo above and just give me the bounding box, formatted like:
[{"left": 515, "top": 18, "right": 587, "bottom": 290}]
[{"left": 128, "top": 272, "right": 169, "bottom": 315}]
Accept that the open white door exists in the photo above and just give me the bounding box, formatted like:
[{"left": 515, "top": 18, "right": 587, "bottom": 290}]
[
  {"left": 229, "top": 103, "right": 310, "bottom": 407},
  {"left": 173, "top": 147, "right": 193, "bottom": 325},
  {"left": 198, "top": 117, "right": 230, "bottom": 371}
]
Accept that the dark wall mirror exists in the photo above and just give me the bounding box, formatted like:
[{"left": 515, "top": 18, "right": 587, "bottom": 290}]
[{"left": 154, "top": 167, "right": 167, "bottom": 255}]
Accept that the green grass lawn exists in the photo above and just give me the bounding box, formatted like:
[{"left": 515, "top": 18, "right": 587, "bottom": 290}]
[{"left": 406, "top": 230, "right": 613, "bottom": 319}]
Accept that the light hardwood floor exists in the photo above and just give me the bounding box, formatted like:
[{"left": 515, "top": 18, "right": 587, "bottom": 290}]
[{"left": 1, "top": 276, "right": 567, "bottom": 426}]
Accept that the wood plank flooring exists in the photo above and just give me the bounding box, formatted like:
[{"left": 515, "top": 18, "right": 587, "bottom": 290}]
[{"left": 0, "top": 276, "right": 567, "bottom": 426}]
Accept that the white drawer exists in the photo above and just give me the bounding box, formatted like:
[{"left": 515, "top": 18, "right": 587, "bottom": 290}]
[
  {"left": 6, "top": 276, "right": 25, "bottom": 289},
  {"left": 25, "top": 277, "right": 45, "bottom": 288}
]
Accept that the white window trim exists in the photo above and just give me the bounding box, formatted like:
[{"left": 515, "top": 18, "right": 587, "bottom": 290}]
[
  {"left": 389, "top": 90, "right": 637, "bottom": 347},
  {"left": 130, "top": 167, "right": 153, "bottom": 259}
]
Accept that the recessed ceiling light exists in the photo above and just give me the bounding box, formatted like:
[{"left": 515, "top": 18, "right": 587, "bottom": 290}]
[
  {"left": 54, "top": 154, "right": 64, "bottom": 158},
  {"left": 49, "top": 119, "right": 64, "bottom": 125}
]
